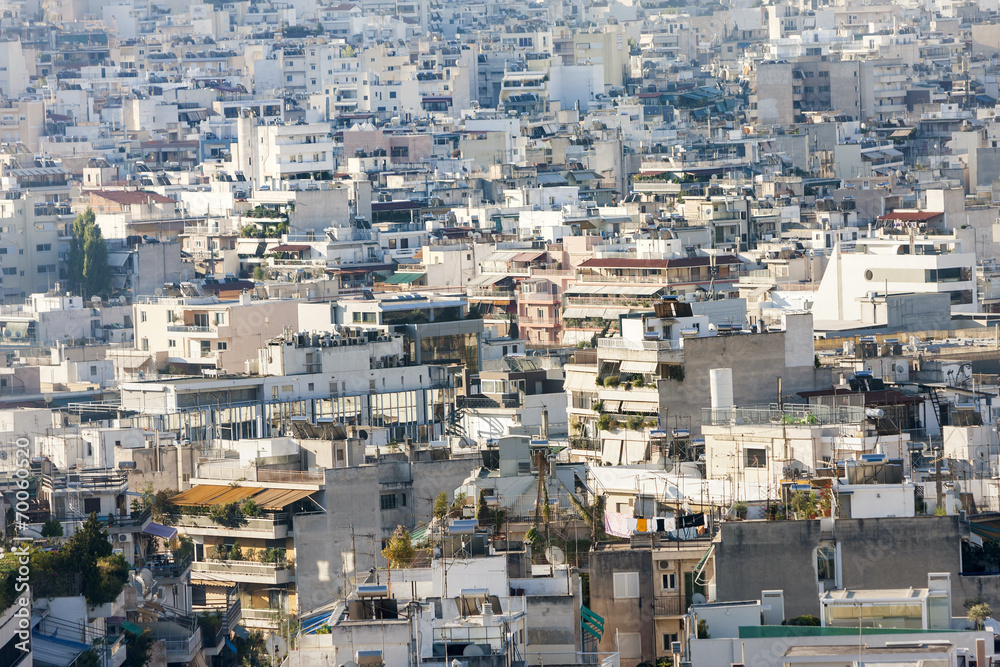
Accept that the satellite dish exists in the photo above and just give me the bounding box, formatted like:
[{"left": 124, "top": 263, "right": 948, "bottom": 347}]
[
  {"left": 545, "top": 546, "right": 566, "bottom": 565},
  {"left": 265, "top": 635, "right": 287, "bottom": 658},
  {"left": 154, "top": 288, "right": 164, "bottom": 296},
  {"left": 463, "top": 645, "right": 486, "bottom": 657},
  {"left": 692, "top": 593, "right": 707, "bottom": 605}
]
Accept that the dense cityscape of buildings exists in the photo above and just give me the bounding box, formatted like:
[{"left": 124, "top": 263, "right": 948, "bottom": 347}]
[{"left": 7, "top": 0, "right": 1000, "bottom": 665}]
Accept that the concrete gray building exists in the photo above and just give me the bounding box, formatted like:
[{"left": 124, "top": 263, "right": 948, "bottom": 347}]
[
  {"left": 713, "top": 516, "right": 967, "bottom": 620},
  {"left": 293, "top": 456, "right": 477, "bottom": 611}
]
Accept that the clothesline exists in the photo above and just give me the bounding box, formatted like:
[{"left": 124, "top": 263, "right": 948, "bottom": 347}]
[{"left": 603, "top": 509, "right": 707, "bottom": 539}]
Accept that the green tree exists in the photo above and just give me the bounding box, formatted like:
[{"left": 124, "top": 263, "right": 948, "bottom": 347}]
[
  {"left": 68, "top": 208, "right": 110, "bottom": 298},
  {"left": 41, "top": 518, "right": 63, "bottom": 537},
  {"left": 968, "top": 602, "right": 993, "bottom": 629},
  {"left": 433, "top": 492, "right": 448, "bottom": 520},
  {"left": 382, "top": 525, "right": 414, "bottom": 568},
  {"left": 64, "top": 513, "right": 129, "bottom": 605},
  {"left": 123, "top": 630, "right": 154, "bottom": 667}
]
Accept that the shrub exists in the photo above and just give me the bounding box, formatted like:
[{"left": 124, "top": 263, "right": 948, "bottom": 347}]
[
  {"left": 603, "top": 375, "right": 621, "bottom": 388},
  {"left": 596, "top": 413, "right": 613, "bottom": 431},
  {"left": 41, "top": 518, "right": 63, "bottom": 537},
  {"left": 626, "top": 414, "right": 645, "bottom": 431},
  {"left": 240, "top": 499, "right": 261, "bottom": 518},
  {"left": 229, "top": 541, "right": 244, "bottom": 561}
]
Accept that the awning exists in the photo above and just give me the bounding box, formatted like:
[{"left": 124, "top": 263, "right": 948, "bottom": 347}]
[
  {"left": 620, "top": 361, "right": 658, "bottom": 374},
  {"left": 232, "top": 625, "right": 250, "bottom": 640},
  {"left": 564, "top": 371, "right": 598, "bottom": 392},
  {"left": 169, "top": 484, "right": 258, "bottom": 507},
  {"left": 621, "top": 401, "right": 657, "bottom": 414},
  {"left": 108, "top": 253, "right": 131, "bottom": 268},
  {"left": 249, "top": 488, "right": 315, "bottom": 510},
  {"left": 383, "top": 272, "right": 425, "bottom": 285},
  {"left": 170, "top": 484, "right": 313, "bottom": 510},
  {"left": 512, "top": 251, "right": 545, "bottom": 262},
  {"left": 466, "top": 274, "right": 508, "bottom": 287},
  {"left": 143, "top": 522, "right": 177, "bottom": 540},
  {"left": 191, "top": 572, "right": 239, "bottom": 585},
  {"left": 271, "top": 244, "right": 311, "bottom": 253},
  {"left": 121, "top": 621, "right": 144, "bottom": 635},
  {"left": 693, "top": 544, "right": 714, "bottom": 585},
  {"left": 565, "top": 284, "right": 665, "bottom": 296},
  {"left": 563, "top": 307, "right": 634, "bottom": 320}
]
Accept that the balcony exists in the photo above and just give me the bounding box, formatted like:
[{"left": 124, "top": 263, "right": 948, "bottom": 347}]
[
  {"left": 192, "top": 559, "right": 292, "bottom": 584},
  {"left": 166, "top": 324, "right": 215, "bottom": 333},
  {"left": 155, "top": 631, "right": 201, "bottom": 663},
  {"left": 241, "top": 607, "right": 284, "bottom": 630},
  {"left": 653, "top": 595, "right": 686, "bottom": 617},
  {"left": 173, "top": 512, "right": 291, "bottom": 539}
]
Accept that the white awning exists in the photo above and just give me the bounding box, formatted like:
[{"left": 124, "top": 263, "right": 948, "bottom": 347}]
[
  {"left": 108, "top": 253, "right": 131, "bottom": 268},
  {"left": 565, "top": 370, "right": 598, "bottom": 392},
  {"left": 620, "top": 360, "right": 658, "bottom": 374},
  {"left": 621, "top": 401, "right": 658, "bottom": 414}
]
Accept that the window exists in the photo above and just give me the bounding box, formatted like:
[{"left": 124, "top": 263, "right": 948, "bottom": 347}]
[
  {"left": 662, "top": 573, "right": 676, "bottom": 590},
  {"left": 613, "top": 572, "right": 640, "bottom": 599},
  {"left": 217, "top": 342, "right": 228, "bottom": 350},
  {"left": 272, "top": 386, "right": 279, "bottom": 399},
  {"left": 83, "top": 498, "right": 101, "bottom": 514},
  {"left": 1, "top": 268, "right": 14, "bottom": 276},
  {"left": 140, "top": 310, "right": 147, "bottom": 323},
  {"left": 35, "top": 243, "right": 51, "bottom": 252},
  {"left": 37, "top": 265, "right": 55, "bottom": 273},
  {"left": 380, "top": 493, "right": 397, "bottom": 510},
  {"left": 744, "top": 448, "right": 767, "bottom": 468},
  {"left": 90, "top": 365, "right": 97, "bottom": 376},
  {"left": 662, "top": 633, "right": 679, "bottom": 652},
  {"left": 618, "top": 632, "right": 641, "bottom": 659},
  {"left": 168, "top": 339, "right": 176, "bottom": 347},
  {"left": 817, "top": 544, "right": 837, "bottom": 583},
  {"left": 307, "top": 383, "right": 314, "bottom": 391}
]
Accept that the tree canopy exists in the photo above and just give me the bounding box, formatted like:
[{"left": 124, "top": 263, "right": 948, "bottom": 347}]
[{"left": 68, "top": 207, "right": 111, "bottom": 298}]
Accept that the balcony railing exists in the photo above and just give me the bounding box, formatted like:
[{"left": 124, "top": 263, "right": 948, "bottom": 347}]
[
  {"left": 598, "top": 338, "right": 681, "bottom": 351},
  {"left": 157, "top": 632, "right": 200, "bottom": 659},
  {"left": 167, "top": 325, "right": 214, "bottom": 333},
  {"left": 192, "top": 560, "right": 290, "bottom": 579},
  {"left": 653, "top": 595, "right": 686, "bottom": 616}
]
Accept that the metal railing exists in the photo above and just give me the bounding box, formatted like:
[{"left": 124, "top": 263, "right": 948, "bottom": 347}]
[
  {"left": 257, "top": 468, "right": 325, "bottom": 484},
  {"left": 597, "top": 338, "right": 681, "bottom": 351},
  {"left": 193, "top": 560, "right": 289, "bottom": 574},
  {"left": 167, "top": 325, "right": 214, "bottom": 333},
  {"left": 701, "top": 403, "right": 866, "bottom": 427},
  {"left": 173, "top": 513, "right": 291, "bottom": 533},
  {"left": 156, "top": 631, "right": 200, "bottom": 658},
  {"left": 653, "top": 595, "right": 686, "bottom": 616}
]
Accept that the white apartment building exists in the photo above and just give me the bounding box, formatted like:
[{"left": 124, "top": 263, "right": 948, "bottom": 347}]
[
  {"left": 133, "top": 292, "right": 299, "bottom": 372},
  {"left": 230, "top": 116, "right": 336, "bottom": 188},
  {"left": 813, "top": 231, "right": 977, "bottom": 323}
]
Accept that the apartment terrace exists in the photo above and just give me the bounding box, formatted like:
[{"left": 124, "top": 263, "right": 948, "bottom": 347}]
[{"left": 701, "top": 403, "right": 867, "bottom": 427}]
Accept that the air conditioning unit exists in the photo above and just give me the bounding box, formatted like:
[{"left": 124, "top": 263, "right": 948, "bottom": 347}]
[
  {"left": 658, "top": 560, "right": 674, "bottom": 570},
  {"left": 117, "top": 533, "right": 130, "bottom": 542},
  {"left": 376, "top": 361, "right": 384, "bottom": 368}
]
